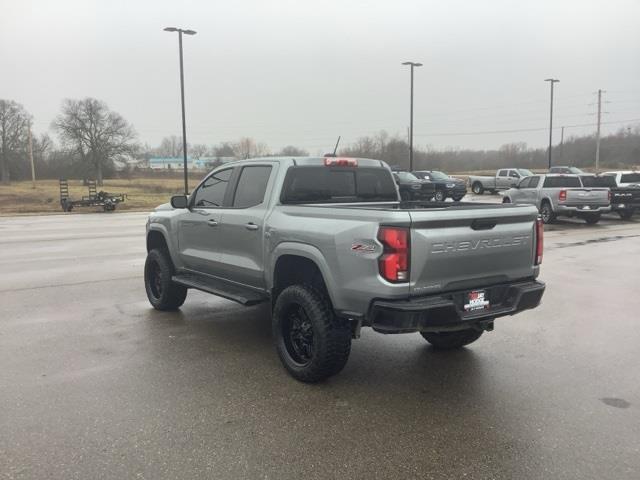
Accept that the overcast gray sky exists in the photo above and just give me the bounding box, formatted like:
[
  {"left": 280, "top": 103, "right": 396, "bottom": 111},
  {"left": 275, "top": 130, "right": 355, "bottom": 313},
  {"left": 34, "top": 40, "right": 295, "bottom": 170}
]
[{"left": 2, "top": 0, "right": 640, "bottom": 154}]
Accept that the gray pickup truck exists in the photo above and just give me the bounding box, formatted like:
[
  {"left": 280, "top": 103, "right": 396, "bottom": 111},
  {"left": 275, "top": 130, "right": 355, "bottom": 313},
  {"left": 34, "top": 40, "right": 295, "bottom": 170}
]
[
  {"left": 145, "top": 157, "right": 545, "bottom": 382},
  {"left": 502, "top": 174, "right": 611, "bottom": 224},
  {"left": 469, "top": 168, "right": 534, "bottom": 195}
]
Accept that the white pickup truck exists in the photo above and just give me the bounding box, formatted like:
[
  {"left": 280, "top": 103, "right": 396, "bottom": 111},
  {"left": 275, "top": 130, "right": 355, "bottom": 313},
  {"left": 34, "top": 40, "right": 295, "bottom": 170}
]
[{"left": 469, "top": 168, "right": 534, "bottom": 195}]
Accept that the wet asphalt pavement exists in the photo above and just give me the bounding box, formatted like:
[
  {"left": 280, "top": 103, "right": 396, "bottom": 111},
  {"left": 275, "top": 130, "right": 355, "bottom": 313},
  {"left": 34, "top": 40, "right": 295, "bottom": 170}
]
[{"left": 1, "top": 206, "right": 639, "bottom": 479}]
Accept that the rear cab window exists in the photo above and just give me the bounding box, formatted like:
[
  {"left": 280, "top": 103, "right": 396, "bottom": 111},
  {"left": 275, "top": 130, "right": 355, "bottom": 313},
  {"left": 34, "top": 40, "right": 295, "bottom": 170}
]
[
  {"left": 621, "top": 173, "right": 640, "bottom": 183},
  {"left": 281, "top": 167, "right": 398, "bottom": 204},
  {"left": 542, "top": 176, "right": 581, "bottom": 188},
  {"left": 579, "top": 175, "right": 616, "bottom": 188}
]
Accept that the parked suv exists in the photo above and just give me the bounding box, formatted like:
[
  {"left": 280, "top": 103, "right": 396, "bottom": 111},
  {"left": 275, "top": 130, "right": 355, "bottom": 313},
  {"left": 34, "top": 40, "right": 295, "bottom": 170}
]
[
  {"left": 412, "top": 170, "right": 467, "bottom": 201},
  {"left": 502, "top": 174, "right": 610, "bottom": 224},
  {"left": 602, "top": 171, "right": 640, "bottom": 188},
  {"left": 392, "top": 171, "right": 436, "bottom": 200}
]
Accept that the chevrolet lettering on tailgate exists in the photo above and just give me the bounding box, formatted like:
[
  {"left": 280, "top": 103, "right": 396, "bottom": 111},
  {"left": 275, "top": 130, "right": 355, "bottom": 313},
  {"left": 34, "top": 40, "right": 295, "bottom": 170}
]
[{"left": 431, "top": 235, "right": 529, "bottom": 254}]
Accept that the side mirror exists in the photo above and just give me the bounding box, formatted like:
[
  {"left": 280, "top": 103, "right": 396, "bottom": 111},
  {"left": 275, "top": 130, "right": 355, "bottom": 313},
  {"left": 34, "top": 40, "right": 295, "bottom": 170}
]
[{"left": 170, "top": 195, "right": 189, "bottom": 209}]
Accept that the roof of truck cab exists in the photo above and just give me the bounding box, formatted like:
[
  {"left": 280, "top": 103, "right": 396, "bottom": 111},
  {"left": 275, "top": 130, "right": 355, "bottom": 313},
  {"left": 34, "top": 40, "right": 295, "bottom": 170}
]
[{"left": 236, "top": 156, "right": 388, "bottom": 167}]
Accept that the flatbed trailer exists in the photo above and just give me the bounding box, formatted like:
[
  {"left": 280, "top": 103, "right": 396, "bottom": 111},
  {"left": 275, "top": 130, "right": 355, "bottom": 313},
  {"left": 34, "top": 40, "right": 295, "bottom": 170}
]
[{"left": 59, "top": 179, "right": 126, "bottom": 212}]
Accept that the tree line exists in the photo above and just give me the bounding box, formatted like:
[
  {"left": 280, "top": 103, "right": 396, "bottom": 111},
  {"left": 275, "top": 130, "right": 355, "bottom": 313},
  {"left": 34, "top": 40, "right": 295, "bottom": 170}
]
[{"left": 2, "top": 96, "right": 639, "bottom": 185}]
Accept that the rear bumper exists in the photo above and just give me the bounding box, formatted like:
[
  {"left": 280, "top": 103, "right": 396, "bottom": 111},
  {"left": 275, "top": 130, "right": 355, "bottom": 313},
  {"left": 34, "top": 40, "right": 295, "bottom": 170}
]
[
  {"left": 556, "top": 205, "right": 611, "bottom": 214},
  {"left": 611, "top": 202, "right": 640, "bottom": 211},
  {"left": 368, "top": 280, "right": 545, "bottom": 333}
]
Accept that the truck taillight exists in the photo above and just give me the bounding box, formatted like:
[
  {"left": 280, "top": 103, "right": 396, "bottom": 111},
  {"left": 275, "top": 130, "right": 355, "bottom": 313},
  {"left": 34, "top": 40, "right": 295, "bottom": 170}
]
[
  {"left": 608, "top": 190, "right": 612, "bottom": 202},
  {"left": 559, "top": 189, "right": 567, "bottom": 201},
  {"left": 377, "top": 227, "right": 410, "bottom": 283},
  {"left": 535, "top": 217, "right": 544, "bottom": 265},
  {"left": 324, "top": 157, "right": 357, "bottom": 167}
]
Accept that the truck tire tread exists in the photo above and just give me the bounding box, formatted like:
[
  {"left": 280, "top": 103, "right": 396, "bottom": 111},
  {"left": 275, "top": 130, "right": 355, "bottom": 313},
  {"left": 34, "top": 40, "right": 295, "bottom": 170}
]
[
  {"left": 144, "top": 248, "right": 188, "bottom": 311},
  {"left": 273, "top": 284, "right": 351, "bottom": 383}
]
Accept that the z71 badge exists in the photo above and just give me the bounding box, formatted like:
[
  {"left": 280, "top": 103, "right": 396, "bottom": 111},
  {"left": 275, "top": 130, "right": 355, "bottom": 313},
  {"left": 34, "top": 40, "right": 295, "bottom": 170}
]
[{"left": 351, "top": 242, "right": 377, "bottom": 253}]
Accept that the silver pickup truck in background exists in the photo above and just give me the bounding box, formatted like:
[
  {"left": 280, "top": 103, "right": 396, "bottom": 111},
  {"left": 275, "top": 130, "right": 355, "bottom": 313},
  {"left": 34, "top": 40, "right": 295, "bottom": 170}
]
[
  {"left": 502, "top": 173, "right": 611, "bottom": 224},
  {"left": 469, "top": 168, "right": 534, "bottom": 195},
  {"left": 145, "top": 157, "right": 545, "bottom": 382}
]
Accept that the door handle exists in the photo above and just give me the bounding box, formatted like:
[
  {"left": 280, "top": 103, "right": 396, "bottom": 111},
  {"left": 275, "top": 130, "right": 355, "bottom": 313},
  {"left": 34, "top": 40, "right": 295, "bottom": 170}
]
[
  {"left": 245, "top": 222, "right": 259, "bottom": 231},
  {"left": 207, "top": 219, "right": 219, "bottom": 227}
]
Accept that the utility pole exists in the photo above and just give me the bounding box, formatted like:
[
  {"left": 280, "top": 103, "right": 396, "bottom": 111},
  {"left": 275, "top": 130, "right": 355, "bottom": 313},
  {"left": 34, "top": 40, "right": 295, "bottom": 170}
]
[
  {"left": 402, "top": 61, "right": 422, "bottom": 171},
  {"left": 544, "top": 78, "right": 559, "bottom": 169},
  {"left": 28, "top": 125, "right": 35, "bottom": 189},
  {"left": 559, "top": 126, "right": 565, "bottom": 160},
  {"left": 595, "top": 89, "right": 604, "bottom": 172}
]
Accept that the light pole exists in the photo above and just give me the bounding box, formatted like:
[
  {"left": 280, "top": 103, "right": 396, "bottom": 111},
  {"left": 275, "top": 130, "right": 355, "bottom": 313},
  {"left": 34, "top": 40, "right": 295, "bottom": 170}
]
[
  {"left": 164, "top": 26, "right": 197, "bottom": 195},
  {"left": 402, "top": 61, "right": 422, "bottom": 171},
  {"left": 544, "top": 78, "right": 559, "bottom": 169}
]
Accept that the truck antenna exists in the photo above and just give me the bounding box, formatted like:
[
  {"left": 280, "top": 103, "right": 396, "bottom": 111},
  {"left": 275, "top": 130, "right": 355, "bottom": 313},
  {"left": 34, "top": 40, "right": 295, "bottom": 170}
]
[
  {"left": 333, "top": 136, "right": 341, "bottom": 156},
  {"left": 324, "top": 136, "right": 341, "bottom": 157}
]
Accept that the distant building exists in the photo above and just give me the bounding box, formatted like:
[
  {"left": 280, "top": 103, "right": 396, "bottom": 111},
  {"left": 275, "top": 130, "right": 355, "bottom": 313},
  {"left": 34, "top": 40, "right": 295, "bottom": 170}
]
[
  {"left": 112, "top": 154, "right": 145, "bottom": 170},
  {"left": 149, "top": 157, "right": 236, "bottom": 170}
]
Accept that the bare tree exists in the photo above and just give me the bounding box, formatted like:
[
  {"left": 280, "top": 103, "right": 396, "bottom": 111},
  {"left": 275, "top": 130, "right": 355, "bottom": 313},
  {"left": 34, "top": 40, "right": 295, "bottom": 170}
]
[
  {"left": 190, "top": 143, "right": 209, "bottom": 159},
  {"left": 0, "top": 99, "right": 31, "bottom": 184},
  {"left": 157, "top": 135, "right": 184, "bottom": 157},
  {"left": 232, "top": 137, "right": 269, "bottom": 159},
  {"left": 53, "top": 98, "right": 137, "bottom": 185},
  {"left": 277, "top": 145, "right": 308, "bottom": 156}
]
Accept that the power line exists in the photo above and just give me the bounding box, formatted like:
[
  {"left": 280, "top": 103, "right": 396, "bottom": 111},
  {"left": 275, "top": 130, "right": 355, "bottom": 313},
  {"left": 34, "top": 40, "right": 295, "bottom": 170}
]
[{"left": 413, "top": 117, "right": 640, "bottom": 138}]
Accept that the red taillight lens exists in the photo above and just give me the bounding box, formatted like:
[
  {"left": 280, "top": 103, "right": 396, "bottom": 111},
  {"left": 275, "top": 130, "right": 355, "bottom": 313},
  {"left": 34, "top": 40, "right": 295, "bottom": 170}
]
[
  {"left": 559, "top": 189, "right": 567, "bottom": 201},
  {"left": 535, "top": 217, "right": 544, "bottom": 265},
  {"left": 324, "top": 157, "right": 358, "bottom": 167},
  {"left": 608, "top": 190, "right": 612, "bottom": 202},
  {"left": 377, "top": 227, "right": 410, "bottom": 283}
]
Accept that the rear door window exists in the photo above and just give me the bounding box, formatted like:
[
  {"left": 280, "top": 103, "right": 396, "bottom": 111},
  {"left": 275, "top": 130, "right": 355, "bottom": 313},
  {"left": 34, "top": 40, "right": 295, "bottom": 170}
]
[
  {"left": 497, "top": 170, "right": 508, "bottom": 177},
  {"left": 232, "top": 165, "right": 273, "bottom": 208}
]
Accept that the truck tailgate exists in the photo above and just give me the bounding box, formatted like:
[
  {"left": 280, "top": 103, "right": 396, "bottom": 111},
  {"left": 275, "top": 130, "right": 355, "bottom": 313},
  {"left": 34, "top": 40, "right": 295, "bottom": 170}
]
[
  {"left": 564, "top": 188, "right": 609, "bottom": 206},
  {"left": 408, "top": 206, "right": 538, "bottom": 296}
]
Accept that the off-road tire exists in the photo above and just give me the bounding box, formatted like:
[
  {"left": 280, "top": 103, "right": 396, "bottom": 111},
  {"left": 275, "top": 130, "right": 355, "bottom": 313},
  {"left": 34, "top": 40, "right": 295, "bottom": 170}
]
[
  {"left": 472, "top": 182, "right": 484, "bottom": 195},
  {"left": 502, "top": 197, "right": 511, "bottom": 204},
  {"left": 540, "top": 201, "right": 556, "bottom": 224},
  {"left": 144, "top": 248, "right": 187, "bottom": 311},
  {"left": 273, "top": 285, "right": 351, "bottom": 383},
  {"left": 583, "top": 213, "right": 601, "bottom": 224},
  {"left": 434, "top": 190, "right": 446, "bottom": 202},
  {"left": 420, "top": 329, "right": 483, "bottom": 350}
]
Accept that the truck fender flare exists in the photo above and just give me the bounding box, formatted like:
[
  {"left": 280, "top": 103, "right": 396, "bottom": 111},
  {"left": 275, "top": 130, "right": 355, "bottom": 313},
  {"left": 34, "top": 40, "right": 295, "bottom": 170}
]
[
  {"left": 147, "top": 224, "right": 181, "bottom": 268},
  {"left": 268, "top": 242, "right": 339, "bottom": 307},
  {"left": 540, "top": 196, "right": 555, "bottom": 211}
]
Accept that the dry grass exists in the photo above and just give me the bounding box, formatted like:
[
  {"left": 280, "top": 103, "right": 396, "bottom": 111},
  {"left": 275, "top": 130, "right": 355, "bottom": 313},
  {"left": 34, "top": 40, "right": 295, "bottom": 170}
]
[{"left": 0, "top": 178, "right": 187, "bottom": 215}]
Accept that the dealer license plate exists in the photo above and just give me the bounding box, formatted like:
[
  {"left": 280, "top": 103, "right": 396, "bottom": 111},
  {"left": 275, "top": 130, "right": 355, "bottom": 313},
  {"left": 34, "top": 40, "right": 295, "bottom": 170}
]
[{"left": 464, "top": 290, "right": 490, "bottom": 312}]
